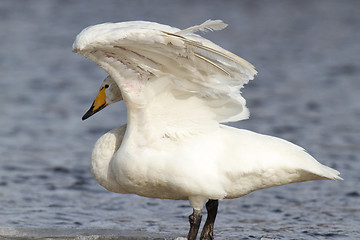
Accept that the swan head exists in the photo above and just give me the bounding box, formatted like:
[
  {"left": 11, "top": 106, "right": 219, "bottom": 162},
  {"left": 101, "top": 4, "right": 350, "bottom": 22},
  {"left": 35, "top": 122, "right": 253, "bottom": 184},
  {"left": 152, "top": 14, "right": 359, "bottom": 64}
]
[{"left": 82, "top": 75, "right": 122, "bottom": 120}]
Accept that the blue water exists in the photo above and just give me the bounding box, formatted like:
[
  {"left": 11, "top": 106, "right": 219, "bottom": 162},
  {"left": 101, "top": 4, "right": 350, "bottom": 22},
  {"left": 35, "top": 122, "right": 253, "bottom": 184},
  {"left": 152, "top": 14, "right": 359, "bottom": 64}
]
[{"left": 1, "top": 0, "right": 359, "bottom": 239}]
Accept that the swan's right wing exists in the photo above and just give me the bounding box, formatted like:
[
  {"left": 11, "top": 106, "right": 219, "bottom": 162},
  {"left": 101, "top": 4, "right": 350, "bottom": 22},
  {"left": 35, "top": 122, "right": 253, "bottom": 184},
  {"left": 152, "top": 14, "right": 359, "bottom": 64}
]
[{"left": 73, "top": 21, "right": 257, "bottom": 134}]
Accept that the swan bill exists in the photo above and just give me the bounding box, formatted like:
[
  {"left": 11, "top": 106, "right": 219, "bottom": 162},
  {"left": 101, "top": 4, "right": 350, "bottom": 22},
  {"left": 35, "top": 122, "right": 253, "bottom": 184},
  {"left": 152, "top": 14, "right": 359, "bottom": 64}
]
[{"left": 82, "top": 87, "right": 108, "bottom": 120}]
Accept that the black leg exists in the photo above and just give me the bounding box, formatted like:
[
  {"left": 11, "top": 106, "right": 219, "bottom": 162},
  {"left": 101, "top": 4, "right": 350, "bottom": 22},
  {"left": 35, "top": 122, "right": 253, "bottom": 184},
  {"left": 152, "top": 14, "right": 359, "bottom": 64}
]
[
  {"left": 200, "top": 200, "right": 218, "bottom": 240},
  {"left": 187, "top": 208, "right": 202, "bottom": 240}
]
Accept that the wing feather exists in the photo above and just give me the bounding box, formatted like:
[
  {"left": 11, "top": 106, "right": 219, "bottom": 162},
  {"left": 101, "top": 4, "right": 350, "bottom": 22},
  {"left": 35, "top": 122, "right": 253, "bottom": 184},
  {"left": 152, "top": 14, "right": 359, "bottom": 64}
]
[
  {"left": 175, "top": 19, "right": 228, "bottom": 35},
  {"left": 194, "top": 52, "right": 231, "bottom": 76},
  {"left": 73, "top": 21, "right": 257, "bottom": 129}
]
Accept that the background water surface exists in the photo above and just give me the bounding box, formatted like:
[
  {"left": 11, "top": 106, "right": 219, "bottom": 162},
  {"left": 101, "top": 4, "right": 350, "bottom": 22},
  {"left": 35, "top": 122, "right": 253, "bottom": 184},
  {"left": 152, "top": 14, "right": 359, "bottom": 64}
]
[{"left": 0, "top": 0, "right": 359, "bottom": 239}]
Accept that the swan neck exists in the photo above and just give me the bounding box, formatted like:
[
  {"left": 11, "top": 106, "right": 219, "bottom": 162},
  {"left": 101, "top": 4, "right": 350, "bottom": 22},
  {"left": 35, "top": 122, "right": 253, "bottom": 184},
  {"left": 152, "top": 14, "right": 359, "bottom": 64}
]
[{"left": 125, "top": 102, "right": 154, "bottom": 144}]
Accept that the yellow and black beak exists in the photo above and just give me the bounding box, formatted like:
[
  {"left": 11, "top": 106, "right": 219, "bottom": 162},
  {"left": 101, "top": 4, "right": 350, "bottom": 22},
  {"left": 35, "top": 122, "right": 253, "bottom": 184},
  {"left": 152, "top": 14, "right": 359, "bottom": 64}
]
[{"left": 82, "top": 87, "right": 108, "bottom": 120}]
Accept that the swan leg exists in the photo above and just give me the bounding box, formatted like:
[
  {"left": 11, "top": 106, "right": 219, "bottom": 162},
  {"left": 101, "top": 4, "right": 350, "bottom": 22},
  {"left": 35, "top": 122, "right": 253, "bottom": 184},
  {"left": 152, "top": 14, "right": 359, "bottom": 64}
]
[
  {"left": 200, "top": 200, "right": 218, "bottom": 240},
  {"left": 187, "top": 208, "right": 202, "bottom": 240}
]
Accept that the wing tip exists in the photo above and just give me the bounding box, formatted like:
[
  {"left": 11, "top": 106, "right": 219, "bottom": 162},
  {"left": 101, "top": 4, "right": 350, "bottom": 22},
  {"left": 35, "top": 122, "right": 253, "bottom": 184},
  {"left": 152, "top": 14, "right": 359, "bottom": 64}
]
[{"left": 175, "top": 19, "right": 228, "bottom": 35}]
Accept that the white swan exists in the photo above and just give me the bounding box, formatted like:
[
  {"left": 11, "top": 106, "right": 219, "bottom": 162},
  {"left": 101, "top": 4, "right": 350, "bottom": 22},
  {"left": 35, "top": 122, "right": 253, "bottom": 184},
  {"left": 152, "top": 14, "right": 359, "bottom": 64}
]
[{"left": 73, "top": 20, "right": 342, "bottom": 240}]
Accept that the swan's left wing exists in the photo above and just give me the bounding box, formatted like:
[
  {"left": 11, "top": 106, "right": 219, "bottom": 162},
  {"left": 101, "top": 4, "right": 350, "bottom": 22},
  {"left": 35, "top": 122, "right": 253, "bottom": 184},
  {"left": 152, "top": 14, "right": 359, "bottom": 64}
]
[{"left": 73, "top": 20, "right": 257, "bottom": 128}]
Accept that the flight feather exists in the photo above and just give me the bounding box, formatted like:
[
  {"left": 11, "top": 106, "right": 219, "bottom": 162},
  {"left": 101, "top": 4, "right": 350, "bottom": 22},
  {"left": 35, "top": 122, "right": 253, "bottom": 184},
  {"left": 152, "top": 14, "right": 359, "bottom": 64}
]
[
  {"left": 175, "top": 19, "right": 228, "bottom": 35},
  {"left": 73, "top": 21, "right": 257, "bottom": 129}
]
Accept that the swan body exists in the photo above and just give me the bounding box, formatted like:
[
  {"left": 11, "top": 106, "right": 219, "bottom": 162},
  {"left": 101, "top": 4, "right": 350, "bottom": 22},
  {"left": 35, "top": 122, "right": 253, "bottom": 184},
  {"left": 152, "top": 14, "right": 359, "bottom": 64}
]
[
  {"left": 73, "top": 20, "right": 342, "bottom": 239},
  {"left": 91, "top": 123, "right": 340, "bottom": 209}
]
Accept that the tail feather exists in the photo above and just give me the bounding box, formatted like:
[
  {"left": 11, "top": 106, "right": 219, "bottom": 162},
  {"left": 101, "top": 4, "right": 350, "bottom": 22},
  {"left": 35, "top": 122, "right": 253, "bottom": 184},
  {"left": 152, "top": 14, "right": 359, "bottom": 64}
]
[
  {"left": 321, "top": 165, "right": 343, "bottom": 180},
  {"left": 300, "top": 161, "right": 343, "bottom": 181}
]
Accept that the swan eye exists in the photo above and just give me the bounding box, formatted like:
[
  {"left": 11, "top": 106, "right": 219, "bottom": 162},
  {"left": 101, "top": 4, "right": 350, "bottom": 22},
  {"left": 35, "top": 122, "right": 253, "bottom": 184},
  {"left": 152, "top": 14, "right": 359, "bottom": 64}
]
[{"left": 104, "top": 84, "right": 109, "bottom": 88}]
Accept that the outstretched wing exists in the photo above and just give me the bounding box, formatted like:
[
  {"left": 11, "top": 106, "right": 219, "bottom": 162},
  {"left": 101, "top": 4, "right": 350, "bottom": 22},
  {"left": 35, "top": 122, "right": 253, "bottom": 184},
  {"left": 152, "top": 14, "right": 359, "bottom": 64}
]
[{"left": 73, "top": 20, "right": 257, "bottom": 129}]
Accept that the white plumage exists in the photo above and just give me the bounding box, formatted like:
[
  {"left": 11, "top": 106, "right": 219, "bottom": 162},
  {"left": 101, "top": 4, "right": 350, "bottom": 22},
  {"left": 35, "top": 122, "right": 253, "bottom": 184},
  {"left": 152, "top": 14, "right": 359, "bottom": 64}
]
[{"left": 73, "top": 20, "right": 341, "bottom": 239}]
